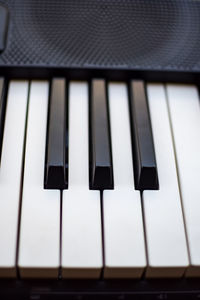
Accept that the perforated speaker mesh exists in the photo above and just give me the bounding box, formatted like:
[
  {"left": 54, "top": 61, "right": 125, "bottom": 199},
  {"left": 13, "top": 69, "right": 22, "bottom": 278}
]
[{"left": 0, "top": 0, "right": 200, "bottom": 72}]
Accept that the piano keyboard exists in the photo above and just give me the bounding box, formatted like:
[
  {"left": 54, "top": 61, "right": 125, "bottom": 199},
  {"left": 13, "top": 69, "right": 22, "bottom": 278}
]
[{"left": 0, "top": 78, "right": 200, "bottom": 280}]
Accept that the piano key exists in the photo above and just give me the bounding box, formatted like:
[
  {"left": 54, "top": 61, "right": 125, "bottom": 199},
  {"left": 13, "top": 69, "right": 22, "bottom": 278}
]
[
  {"left": 166, "top": 84, "right": 200, "bottom": 277},
  {"left": 0, "top": 81, "right": 28, "bottom": 278},
  {"left": 143, "top": 83, "right": 189, "bottom": 278},
  {"left": 44, "top": 78, "right": 67, "bottom": 189},
  {"left": 62, "top": 82, "right": 102, "bottom": 278},
  {"left": 18, "top": 81, "right": 60, "bottom": 278},
  {"left": 90, "top": 79, "right": 113, "bottom": 190},
  {"left": 103, "top": 83, "right": 146, "bottom": 278},
  {"left": 0, "top": 78, "right": 7, "bottom": 162},
  {"left": 129, "top": 80, "right": 158, "bottom": 190}
]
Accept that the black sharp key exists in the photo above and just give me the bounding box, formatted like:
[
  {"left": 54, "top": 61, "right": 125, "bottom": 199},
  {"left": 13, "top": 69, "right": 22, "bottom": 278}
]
[
  {"left": 0, "top": 78, "right": 7, "bottom": 163},
  {"left": 129, "top": 80, "right": 159, "bottom": 190},
  {"left": 90, "top": 79, "right": 113, "bottom": 190},
  {"left": 44, "top": 78, "right": 67, "bottom": 189}
]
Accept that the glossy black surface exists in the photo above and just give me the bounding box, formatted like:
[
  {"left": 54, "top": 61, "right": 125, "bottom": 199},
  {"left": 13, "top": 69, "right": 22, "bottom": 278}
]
[
  {"left": 0, "top": 78, "right": 7, "bottom": 163},
  {"left": 129, "top": 81, "right": 158, "bottom": 190},
  {"left": 1, "top": 278, "right": 200, "bottom": 300},
  {"left": 0, "top": 5, "right": 8, "bottom": 53},
  {"left": 44, "top": 78, "right": 67, "bottom": 189},
  {"left": 90, "top": 79, "right": 113, "bottom": 190}
]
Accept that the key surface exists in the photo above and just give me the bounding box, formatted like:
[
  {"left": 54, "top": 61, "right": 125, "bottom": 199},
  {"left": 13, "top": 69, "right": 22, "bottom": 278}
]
[
  {"left": 103, "top": 83, "right": 146, "bottom": 278},
  {"left": 129, "top": 80, "right": 158, "bottom": 190},
  {"left": 90, "top": 79, "right": 113, "bottom": 190},
  {"left": 45, "top": 78, "right": 67, "bottom": 189},
  {"left": 143, "top": 83, "right": 189, "bottom": 278},
  {"left": 167, "top": 84, "right": 200, "bottom": 277},
  {"left": 18, "top": 81, "right": 60, "bottom": 278},
  {"left": 62, "top": 82, "right": 102, "bottom": 278},
  {"left": 0, "top": 78, "right": 7, "bottom": 162},
  {"left": 0, "top": 81, "right": 28, "bottom": 277}
]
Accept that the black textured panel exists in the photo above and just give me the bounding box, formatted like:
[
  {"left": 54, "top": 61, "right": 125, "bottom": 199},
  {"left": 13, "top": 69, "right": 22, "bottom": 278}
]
[
  {"left": 0, "top": 5, "right": 9, "bottom": 53},
  {"left": 0, "top": 0, "right": 200, "bottom": 72}
]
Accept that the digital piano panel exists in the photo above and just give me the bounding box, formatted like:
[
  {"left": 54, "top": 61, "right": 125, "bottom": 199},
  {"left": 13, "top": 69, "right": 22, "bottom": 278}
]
[{"left": 1, "top": 1, "right": 200, "bottom": 299}]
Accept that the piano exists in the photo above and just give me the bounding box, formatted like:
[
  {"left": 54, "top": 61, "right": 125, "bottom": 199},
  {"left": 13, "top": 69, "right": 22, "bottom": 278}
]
[{"left": 0, "top": 0, "right": 200, "bottom": 299}]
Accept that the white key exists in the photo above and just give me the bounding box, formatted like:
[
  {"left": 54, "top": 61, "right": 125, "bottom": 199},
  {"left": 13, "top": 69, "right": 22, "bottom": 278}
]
[
  {"left": 0, "top": 81, "right": 28, "bottom": 278},
  {"left": 18, "top": 81, "right": 60, "bottom": 278},
  {"left": 103, "top": 83, "right": 146, "bottom": 279},
  {"left": 167, "top": 84, "right": 200, "bottom": 277},
  {"left": 143, "top": 83, "right": 189, "bottom": 278},
  {"left": 62, "top": 82, "right": 102, "bottom": 279}
]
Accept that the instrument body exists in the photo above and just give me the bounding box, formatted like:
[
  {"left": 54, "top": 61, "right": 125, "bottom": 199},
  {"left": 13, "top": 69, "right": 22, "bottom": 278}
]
[{"left": 0, "top": 1, "right": 200, "bottom": 299}]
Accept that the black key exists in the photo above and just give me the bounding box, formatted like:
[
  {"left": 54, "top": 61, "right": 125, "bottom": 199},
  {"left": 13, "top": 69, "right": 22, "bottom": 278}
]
[
  {"left": 44, "top": 78, "right": 67, "bottom": 189},
  {"left": 129, "top": 80, "right": 158, "bottom": 190},
  {"left": 0, "top": 78, "right": 7, "bottom": 163},
  {"left": 90, "top": 79, "right": 113, "bottom": 190}
]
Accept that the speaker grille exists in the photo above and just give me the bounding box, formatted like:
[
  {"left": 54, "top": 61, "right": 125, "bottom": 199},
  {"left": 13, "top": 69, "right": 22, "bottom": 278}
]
[{"left": 0, "top": 0, "right": 200, "bottom": 72}]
